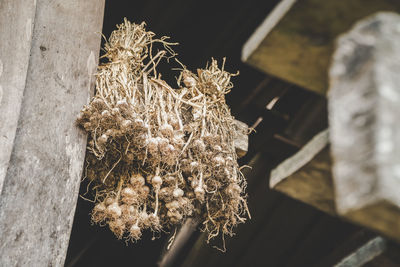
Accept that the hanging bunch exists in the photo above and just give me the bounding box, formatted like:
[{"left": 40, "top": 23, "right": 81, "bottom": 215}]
[{"left": 77, "top": 18, "right": 249, "bottom": 246}]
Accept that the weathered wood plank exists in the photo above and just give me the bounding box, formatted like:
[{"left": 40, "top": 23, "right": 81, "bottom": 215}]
[
  {"left": 233, "top": 120, "right": 248, "bottom": 158},
  {"left": 0, "top": 0, "right": 36, "bottom": 192},
  {"left": 334, "top": 237, "right": 386, "bottom": 267},
  {"left": 316, "top": 230, "right": 387, "bottom": 267},
  {"left": 329, "top": 12, "right": 400, "bottom": 242},
  {"left": 270, "top": 129, "right": 335, "bottom": 214},
  {"left": 0, "top": 1, "right": 104, "bottom": 266},
  {"left": 242, "top": 0, "right": 400, "bottom": 95}
]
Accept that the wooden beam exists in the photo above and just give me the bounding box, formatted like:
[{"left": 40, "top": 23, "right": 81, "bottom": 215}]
[
  {"left": 0, "top": 1, "right": 104, "bottom": 266},
  {"left": 329, "top": 12, "right": 400, "bottom": 242},
  {"left": 270, "top": 129, "right": 335, "bottom": 214},
  {"left": 0, "top": 0, "right": 36, "bottom": 192},
  {"left": 316, "top": 230, "right": 388, "bottom": 267},
  {"left": 159, "top": 219, "right": 200, "bottom": 267},
  {"left": 242, "top": 0, "right": 400, "bottom": 95},
  {"left": 233, "top": 120, "right": 249, "bottom": 158},
  {"left": 334, "top": 237, "right": 386, "bottom": 267}
]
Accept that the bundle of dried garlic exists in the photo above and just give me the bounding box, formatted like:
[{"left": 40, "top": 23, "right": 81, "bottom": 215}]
[{"left": 77, "top": 18, "right": 249, "bottom": 246}]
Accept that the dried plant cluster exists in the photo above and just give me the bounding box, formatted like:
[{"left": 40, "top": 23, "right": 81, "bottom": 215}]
[{"left": 77, "top": 19, "right": 249, "bottom": 246}]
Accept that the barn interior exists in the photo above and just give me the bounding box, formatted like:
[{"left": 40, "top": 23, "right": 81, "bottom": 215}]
[{"left": 64, "top": 1, "right": 400, "bottom": 266}]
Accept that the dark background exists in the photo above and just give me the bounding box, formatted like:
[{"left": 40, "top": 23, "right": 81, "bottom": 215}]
[{"left": 64, "top": 1, "right": 382, "bottom": 266}]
